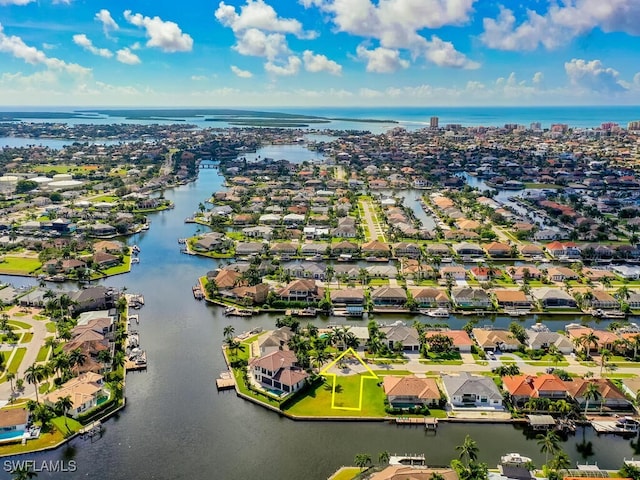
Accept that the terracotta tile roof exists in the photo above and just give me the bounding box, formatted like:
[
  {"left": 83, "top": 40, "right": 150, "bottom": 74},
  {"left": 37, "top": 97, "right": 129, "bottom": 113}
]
[{"left": 383, "top": 375, "right": 440, "bottom": 400}]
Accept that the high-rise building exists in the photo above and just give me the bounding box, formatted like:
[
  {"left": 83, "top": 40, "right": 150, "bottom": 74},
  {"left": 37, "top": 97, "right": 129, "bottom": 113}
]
[
  {"left": 530, "top": 122, "right": 541, "bottom": 131},
  {"left": 430, "top": 116, "right": 439, "bottom": 128},
  {"left": 628, "top": 120, "right": 640, "bottom": 130}
]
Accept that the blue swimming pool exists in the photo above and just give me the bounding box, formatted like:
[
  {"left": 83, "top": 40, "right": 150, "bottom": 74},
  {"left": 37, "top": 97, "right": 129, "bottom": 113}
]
[{"left": 0, "top": 429, "right": 24, "bottom": 442}]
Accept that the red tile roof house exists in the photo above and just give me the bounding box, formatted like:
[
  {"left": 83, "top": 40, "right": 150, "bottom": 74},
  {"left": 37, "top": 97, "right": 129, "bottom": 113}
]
[
  {"left": 564, "top": 378, "right": 633, "bottom": 412},
  {"left": 502, "top": 374, "right": 568, "bottom": 407},
  {"left": 484, "top": 241, "right": 512, "bottom": 258},
  {"left": 382, "top": 375, "right": 441, "bottom": 408},
  {"left": 249, "top": 350, "right": 309, "bottom": 395},
  {"left": 425, "top": 330, "right": 473, "bottom": 353}
]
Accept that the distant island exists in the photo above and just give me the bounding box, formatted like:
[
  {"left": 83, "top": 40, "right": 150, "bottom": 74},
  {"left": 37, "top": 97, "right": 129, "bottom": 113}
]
[{"left": 0, "top": 108, "right": 399, "bottom": 127}]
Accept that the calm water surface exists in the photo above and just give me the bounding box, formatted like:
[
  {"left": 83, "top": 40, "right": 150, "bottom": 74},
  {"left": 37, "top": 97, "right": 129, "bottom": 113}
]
[{"left": 1, "top": 147, "right": 638, "bottom": 479}]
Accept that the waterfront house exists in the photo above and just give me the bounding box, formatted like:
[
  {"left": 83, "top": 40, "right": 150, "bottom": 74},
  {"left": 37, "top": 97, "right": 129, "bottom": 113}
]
[
  {"left": 532, "top": 288, "right": 578, "bottom": 309},
  {"left": 393, "top": 242, "right": 422, "bottom": 259},
  {"left": 564, "top": 378, "right": 632, "bottom": 412},
  {"left": 441, "top": 372, "right": 503, "bottom": 409},
  {"left": 277, "top": 279, "right": 322, "bottom": 303},
  {"left": 425, "top": 330, "right": 473, "bottom": 353},
  {"left": 43, "top": 372, "right": 105, "bottom": 418},
  {"left": 520, "top": 244, "right": 545, "bottom": 258},
  {"left": 502, "top": 374, "right": 568, "bottom": 406},
  {"left": 213, "top": 269, "right": 243, "bottom": 289},
  {"left": 366, "top": 265, "right": 398, "bottom": 279},
  {"left": 507, "top": 266, "right": 542, "bottom": 281},
  {"left": 92, "top": 252, "right": 120, "bottom": 268},
  {"left": 525, "top": 329, "right": 573, "bottom": 354},
  {"left": 411, "top": 288, "right": 450, "bottom": 308},
  {"left": 472, "top": 328, "right": 521, "bottom": 352},
  {"left": 369, "top": 467, "right": 458, "bottom": 480},
  {"left": 0, "top": 408, "right": 29, "bottom": 441},
  {"left": 242, "top": 226, "right": 273, "bottom": 240},
  {"left": 235, "top": 242, "right": 265, "bottom": 256},
  {"left": 453, "top": 242, "right": 484, "bottom": 257},
  {"left": 380, "top": 325, "right": 420, "bottom": 351},
  {"left": 451, "top": 288, "right": 491, "bottom": 309},
  {"left": 469, "top": 267, "right": 497, "bottom": 282},
  {"left": 426, "top": 243, "right": 451, "bottom": 257},
  {"left": 402, "top": 260, "right": 436, "bottom": 280},
  {"left": 70, "top": 286, "right": 117, "bottom": 313},
  {"left": 485, "top": 241, "right": 512, "bottom": 258},
  {"left": 228, "top": 283, "right": 269, "bottom": 305},
  {"left": 440, "top": 266, "right": 466, "bottom": 281},
  {"left": 329, "top": 288, "right": 366, "bottom": 306},
  {"left": 588, "top": 290, "right": 620, "bottom": 310},
  {"left": 362, "top": 240, "right": 391, "bottom": 257},
  {"left": 371, "top": 286, "right": 407, "bottom": 307},
  {"left": 534, "top": 229, "right": 560, "bottom": 241},
  {"left": 612, "top": 265, "right": 640, "bottom": 280},
  {"left": 627, "top": 291, "right": 640, "bottom": 309},
  {"left": 93, "top": 240, "right": 124, "bottom": 254},
  {"left": 546, "top": 241, "right": 581, "bottom": 259},
  {"left": 259, "top": 327, "right": 294, "bottom": 355},
  {"left": 300, "top": 242, "right": 330, "bottom": 256},
  {"left": 382, "top": 375, "right": 441, "bottom": 407},
  {"left": 547, "top": 267, "right": 579, "bottom": 282},
  {"left": 270, "top": 242, "right": 298, "bottom": 256},
  {"left": 331, "top": 240, "right": 359, "bottom": 255},
  {"left": 249, "top": 350, "right": 308, "bottom": 395},
  {"left": 565, "top": 327, "right": 618, "bottom": 352},
  {"left": 493, "top": 290, "right": 531, "bottom": 310}
]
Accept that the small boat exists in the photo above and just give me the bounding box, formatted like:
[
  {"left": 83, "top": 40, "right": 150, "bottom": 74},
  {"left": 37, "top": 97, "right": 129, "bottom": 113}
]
[
  {"left": 131, "top": 258, "right": 140, "bottom": 264},
  {"left": 500, "top": 453, "right": 532, "bottom": 466},
  {"left": 224, "top": 306, "right": 235, "bottom": 315},
  {"left": 131, "top": 245, "right": 141, "bottom": 253},
  {"left": 422, "top": 308, "right": 449, "bottom": 318}
]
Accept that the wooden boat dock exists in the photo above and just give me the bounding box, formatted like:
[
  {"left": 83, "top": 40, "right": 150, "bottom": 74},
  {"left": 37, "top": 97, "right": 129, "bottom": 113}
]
[
  {"left": 394, "top": 417, "right": 438, "bottom": 430},
  {"left": 192, "top": 285, "right": 204, "bottom": 300},
  {"left": 216, "top": 371, "right": 235, "bottom": 390}
]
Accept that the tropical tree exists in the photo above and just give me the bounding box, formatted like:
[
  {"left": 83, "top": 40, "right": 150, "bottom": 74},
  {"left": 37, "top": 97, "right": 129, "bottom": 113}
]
[
  {"left": 112, "top": 350, "right": 126, "bottom": 370},
  {"left": 456, "top": 435, "right": 479, "bottom": 465},
  {"left": 69, "top": 348, "right": 87, "bottom": 369},
  {"left": 354, "top": 453, "right": 372, "bottom": 471},
  {"left": 537, "top": 430, "right": 560, "bottom": 464},
  {"left": 583, "top": 381, "right": 601, "bottom": 416},
  {"left": 599, "top": 348, "right": 611, "bottom": 378},
  {"left": 6, "top": 371, "right": 15, "bottom": 393},
  {"left": 378, "top": 451, "right": 390, "bottom": 465},
  {"left": 54, "top": 395, "right": 73, "bottom": 430},
  {"left": 24, "top": 364, "right": 45, "bottom": 403},
  {"left": 9, "top": 465, "right": 38, "bottom": 479},
  {"left": 223, "top": 325, "right": 235, "bottom": 342}
]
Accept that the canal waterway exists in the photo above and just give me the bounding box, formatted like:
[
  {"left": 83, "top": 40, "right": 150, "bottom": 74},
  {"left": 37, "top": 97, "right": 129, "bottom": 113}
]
[{"left": 1, "top": 148, "right": 639, "bottom": 479}]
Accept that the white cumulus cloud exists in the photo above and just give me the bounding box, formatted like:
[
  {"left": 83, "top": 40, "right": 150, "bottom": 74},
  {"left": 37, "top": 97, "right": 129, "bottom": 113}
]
[
  {"left": 303, "top": 0, "right": 478, "bottom": 69},
  {"left": 233, "top": 28, "right": 289, "bottom": 60},
  {"left": 302, "top": 50, "right": 341, "bottom": 75},
  {"left": 95, "top": 9, "right": 119, "bottom": 36},
  {"left": 231, "top": 65, "right": 253, "bottom": 78},
  {"left": 482, "top": 1, "right": 640, "bottom": 51},
  {"left": 565, "top": 58, "right": 627, "bottom": 93},
  {"left": 264, "top": 55, "right": 301, "bottom": 76},
  {"left": 356, "top": 45, "right": 409, "bottom": 73},
  {"left": 216, "top": 0, "right": 314, "bottom": 38},
  {"left": 0, "top": 23, "right": 90, "bottom": 75},
  {"left": 116, "top": 47, "right": 141, "bottom": 65},
  {"left": 0, "top": 0, "right": 34, "bottom": 5},
  {"left": 124, "top": 10, "right": 193, "bottom": 52},
  {"left": 73, "top": 34, "right": 113, "bottom": 58}
]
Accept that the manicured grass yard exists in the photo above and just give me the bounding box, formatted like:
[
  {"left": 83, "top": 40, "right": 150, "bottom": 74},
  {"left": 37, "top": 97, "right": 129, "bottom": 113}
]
[
  {"left": 8, "top": 319, "right": 31, "bottom": 330},
  {"left": 285, "top": 374, "right": 386, "bottom": 417},
  {"left": 20, "top": 332, "right": 33, "bottom": 343},
  {"left": 36, "top": 345, "right": 50, "bottom": 362},
  {"left": 94, "top": 255, "right": 131, "bottom": 277},
  {"left": 0, "top": 429, "right": 65, "bottom": 456},
  {"left": 330, "top": 467, "right": 361, "bottom": 480},
  {"left": 0, "top": 257, "right": 42, "bottom": 275},
  {"left": 7, "top": 348, "right": 26, "bottom": 374},
  {"left": 50, "top": 416, "right": 82, "bottom": 436}
]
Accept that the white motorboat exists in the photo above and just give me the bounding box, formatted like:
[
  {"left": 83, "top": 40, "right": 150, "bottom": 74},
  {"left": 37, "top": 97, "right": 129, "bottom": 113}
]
[
  {"left": 500, "top": 453, "right": 532, "bottom": 466},
  {"left": 423, "top": 308, "right": 450, "bottom": 318}
]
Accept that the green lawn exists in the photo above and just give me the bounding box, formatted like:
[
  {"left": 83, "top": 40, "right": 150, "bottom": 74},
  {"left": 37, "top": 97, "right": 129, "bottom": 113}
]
[
  {"left": 50, "top": 416, "right": 82, "bottom": 436},
  {"left": 94, "top": 255, "right": 131, "bottom": 277},
  {"left": 36, "top": 346, "right": 50, "bottom": 362},
  {"left": 0, "top": 257, "right": 42, "bottom": 275},
  {"left": 32, "top": 314, "right": 48, "bottom": 321},
  {"left": 45, "top": 322, "right": 57, "bottom": 333},
  {"left": 0, "top": 429, "right": 65, "bottom": 456},
  {"left": 284, "top": 374, "right": 386, "bottom": 417},
  {"left": 7, "top": 319, "right": 31, "bottom": 330},
  {"left": 20, "top": 333, "right": 33, "bottom": 343},
  {"left": 7, "top": 347, "right": 27, "bottom": 374},
  {"left": 33, "top": 164, "right": 100, "bottom": 174},
  {"left": 90, "top": 195, "right": 118, "bottom": 203},
  {"left": 329, "top": 467, "right": 361, "bottom": 480}
]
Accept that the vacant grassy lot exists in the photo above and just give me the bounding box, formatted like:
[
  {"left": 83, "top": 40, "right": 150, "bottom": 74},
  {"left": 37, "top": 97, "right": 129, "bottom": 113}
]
[{"left": 0, "top": 257, "right": 41, "bottom": 275}]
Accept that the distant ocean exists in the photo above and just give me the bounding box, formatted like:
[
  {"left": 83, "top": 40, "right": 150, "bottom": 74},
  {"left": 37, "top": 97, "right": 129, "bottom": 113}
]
[{"left": 1, "top": 105, "right": 640, "bottom": 133}]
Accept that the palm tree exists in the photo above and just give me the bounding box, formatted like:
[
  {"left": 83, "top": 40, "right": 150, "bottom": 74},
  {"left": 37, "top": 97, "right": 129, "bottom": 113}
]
[
  {"left": 69, "top": 348, "right": 87, "bottom": 369},
  {"left": 354, "top": 453, "right": 372, "bottom": 471},
  {"left": 537, "top": 430, "right": 560, "bottom": 464},
  {"left": 578, "top": 332, "right": 599, "bottom": 358},
  {"left": 112, "top": 350, "right": 126, "bottom": 370},
  {"left": 551, "top": 451, "right": 571, "bottom": 476},
  {"left": 616, "top": 286, "right": 630, "bottom": 302},
  {"left": 223, "top": 325, "right": 235, "bottom": 341},
  {"left": 456, "top": 435, "right": 479, "bottom": 465},
  {"left": 583, "top": 381, "right": 601, "bottom": 416},
  {"left": 54, "top": 395, "right": 73, "bottom": 430},
  {"left": 599, "top": 348, "right": 611, "bottom": 378},
  {"left": 6, "top": 371, "right": 15, "bottom": 393},
  {"left": 24, "top": 364, "right": 45, "bottom": 403},
  {"left": 9, "top": 465, "right": 37, "bottom": 479},
  {"left": 378, "top": 451, "right": 390, "bottom": 465}
]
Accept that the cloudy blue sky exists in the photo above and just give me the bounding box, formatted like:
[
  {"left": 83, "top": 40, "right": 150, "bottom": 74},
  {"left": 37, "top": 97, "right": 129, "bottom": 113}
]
[{"left": 1, "top": 0, "right": 639, "bottom": 106}]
